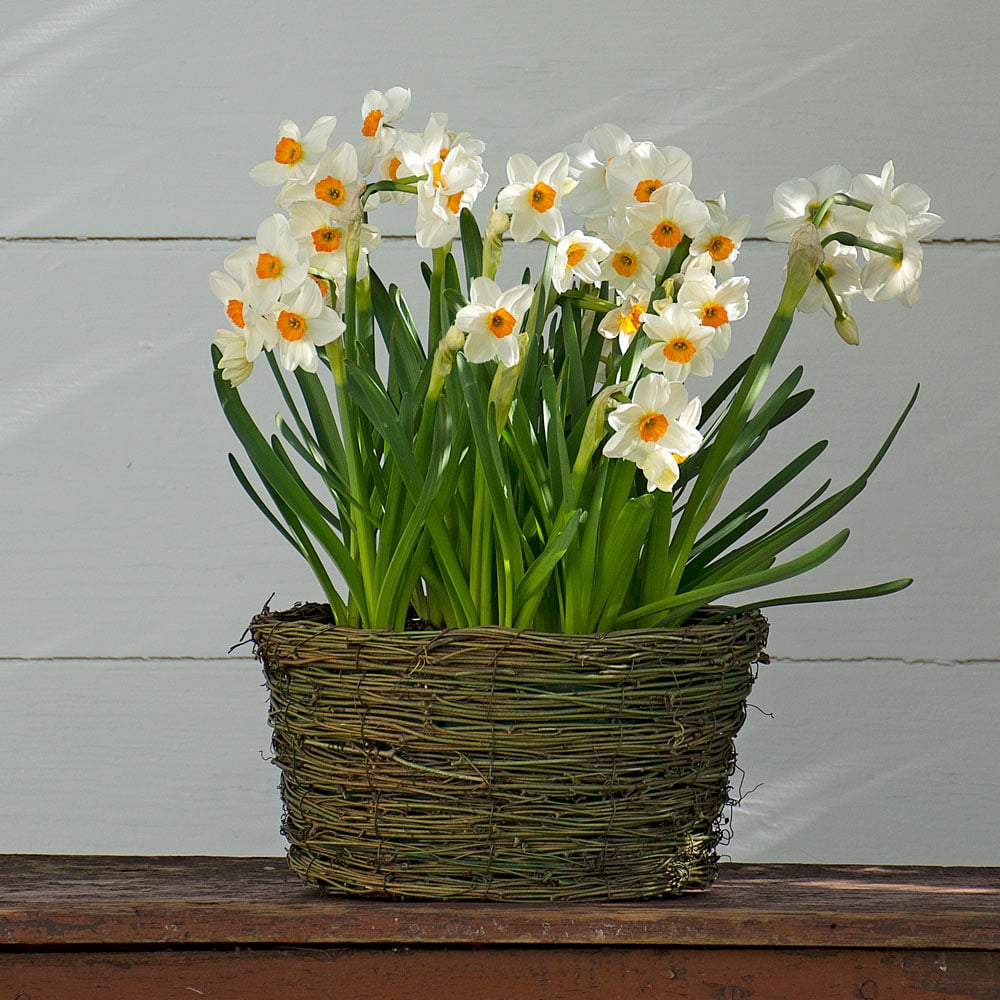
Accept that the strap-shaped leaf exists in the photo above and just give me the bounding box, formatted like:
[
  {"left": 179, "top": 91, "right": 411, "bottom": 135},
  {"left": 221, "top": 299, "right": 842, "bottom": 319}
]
[
  {"left": 213, "top": 347, "right": 368, "bottom": 611},
  {"left": 459, "top": 207, "right": 483, "bottom": 294},
  {"left": 513, "top": 509, "right": 583, "bottom": 629},
  {"left": 619, "top": 528, "right": 852, "bottom": 627}
]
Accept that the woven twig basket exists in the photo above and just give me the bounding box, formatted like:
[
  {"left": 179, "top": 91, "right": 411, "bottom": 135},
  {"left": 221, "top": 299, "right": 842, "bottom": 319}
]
[{"left": 250, "top": 603, "right": 769, "bottom": 900}]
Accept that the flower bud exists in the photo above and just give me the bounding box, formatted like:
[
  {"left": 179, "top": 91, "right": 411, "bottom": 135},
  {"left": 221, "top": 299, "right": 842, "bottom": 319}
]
[
  {"left": 779, "top": 222, "right": 824, "bottom": 315},
  {"left": 428, "top": 325, "right": 465, "bottom": 399},
  {"left": 835, "top": 313, "right": 860, "bottom": 346},
  {"left": 486, "top": 205, "right": 510, "bottom": 241}
]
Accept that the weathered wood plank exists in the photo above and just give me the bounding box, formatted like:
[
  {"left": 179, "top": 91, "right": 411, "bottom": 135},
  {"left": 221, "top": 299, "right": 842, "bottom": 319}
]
[
  {"left": 2, "top": 946, "right": 997, "bottom": 1000},
  {"left": 2, "top": 857, "right": 998, "bottom": 949},
  {"left": 0, "top": 3, "right": 990, "bottom": 239}
]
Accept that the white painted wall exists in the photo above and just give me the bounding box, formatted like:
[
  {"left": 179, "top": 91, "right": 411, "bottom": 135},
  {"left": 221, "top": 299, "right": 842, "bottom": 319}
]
[{"left": 2, "top": 0, "right": 997, "bottom": 863}]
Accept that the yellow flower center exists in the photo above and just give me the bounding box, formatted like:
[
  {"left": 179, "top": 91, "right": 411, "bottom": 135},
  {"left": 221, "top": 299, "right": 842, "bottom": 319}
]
[
  {"left": 633, "top": 178, "right": 663, "bottom": 203},
  {"left": 663, "top": 338, "right": 696, "bottom": 363},
  {"left": 565, "top": 243, "right": 587, "bottom": 268},
  {"left": 446, "top": 190, "right": 464, "bottom": 215},
  {"left": 707, "top": 235, "right": 735, "bottom": 261},
  {"left": 387, "top": 156, "right": 402, "bottom": 180},
  {"left": 274, "top": 137, "right": 304, "bottom": 165},
  {"left": 639, "top": 412, "right": 669, "bottom": 442},
  {"left": 612, "top": 251, "right": 638, "bottom": 278},
  {"left": 431, "top": 162, "right": 445, "bottom": 188},
  {"left": 311, "top": 227, "right": 342, "bottom": 253},
  {"left": 255, "top": 252, "right": 282, "bottom": 280},
  {"left": 226, "top": 298, "right": 245, "bottom": 329},
  {"left": 651, "top": 220, "right": 682, "bottom": 248},
  {"left": 529, "top": 181, "right": 556, "bottom": 213},
  {"left": 315, "top": 175, "right": 346, "bottom": 205},
  {"left": 488, "top": 307, "right": 516, "bottom": 338},
  {"left": 310, "top": 275, "right": 331, "bottom": 299},
  {"left": 361, "top": 109, "right": 383, "bottom": 137},
  {"left": 621, "top": 303, "right": 645, "bottom": 336},
  {"left": 277, "top": 310, "right": 307, "bottom": 342},
  {"left": 700, "top": 302, "right": 729, "bottom": 328}
]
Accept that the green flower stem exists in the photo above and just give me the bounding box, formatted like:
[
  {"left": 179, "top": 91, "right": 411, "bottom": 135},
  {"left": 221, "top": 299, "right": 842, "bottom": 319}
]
[
  {"left": 325, "top": 339, "right": 376, "bottom": 626},
  {"left": 429, "top": 244, "right": 450, "bottom": 352},
  {"left": 816, "top": 268, "right": 848, "bottom": 321},
  {"left": 823, "top": 230, "right": 904, "bottom": 263},
  {"left": 663, "top": 223, "right": 823, "bottom": 603},
  {"left": 811, "top": 193, "right": 872, "bottom": 228},
  {"left": 469, "top": 459, "right": 492, "bottom": 621}
]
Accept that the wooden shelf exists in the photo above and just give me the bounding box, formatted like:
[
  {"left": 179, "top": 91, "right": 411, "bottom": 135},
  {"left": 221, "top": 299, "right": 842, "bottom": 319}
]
[{"left": 2, "top": 856, "right": 998, "bottom": 998}]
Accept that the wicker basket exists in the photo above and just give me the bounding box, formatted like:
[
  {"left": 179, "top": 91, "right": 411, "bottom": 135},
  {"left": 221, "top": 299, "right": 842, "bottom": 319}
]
[{"left": 250, "top": 603, "right": 769, "bottom": 900}]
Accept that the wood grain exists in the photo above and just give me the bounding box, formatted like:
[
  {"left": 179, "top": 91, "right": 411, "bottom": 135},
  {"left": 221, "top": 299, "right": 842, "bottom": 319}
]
[
  {"left": 3, "top": 856, "right": 998, "bottom": 949},
  {"left": 3, "top": 947, "right": 997, "bottom": 1000}
]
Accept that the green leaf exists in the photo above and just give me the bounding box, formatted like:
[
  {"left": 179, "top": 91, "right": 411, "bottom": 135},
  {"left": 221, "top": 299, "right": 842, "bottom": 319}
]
[
  {"left": 706, "top": 578, "right": 913, "bottom": 621},
  {"left": 227, "top": 453, "right": 299, "bottom": 550},
  {"left": 455, "top": 354, "right": 524, "bottom": 595},
  {"left": 595, "top": 492, "right": 656, "bottom": 631},
  {"left": 213, "top": 346, "right": 368, "bottom": 611},
  {"left": 512, "top": 509, "right": 583, "bottom": 629},
  {"left": 540, "top": 364, "right": 574, "bottom": 514},
  {"left": 620, "top": 528, "right": 852, "bottom": 627},
  {"left": 692, "top": 385, "right": 918, "bottom": 590},
  {"left": 459, "top": 208, "right": 484, "bottom": 293}
]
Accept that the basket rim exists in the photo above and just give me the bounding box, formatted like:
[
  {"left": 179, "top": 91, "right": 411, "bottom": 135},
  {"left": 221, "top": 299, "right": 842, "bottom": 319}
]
[{"left": 249, "top": 601, "right": 769, "bottom": 644}]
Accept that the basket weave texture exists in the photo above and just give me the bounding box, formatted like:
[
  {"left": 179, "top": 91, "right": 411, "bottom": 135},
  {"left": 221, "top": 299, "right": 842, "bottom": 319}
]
[{"left": 251, "top": 603, "right": 769, "bottom": 901}]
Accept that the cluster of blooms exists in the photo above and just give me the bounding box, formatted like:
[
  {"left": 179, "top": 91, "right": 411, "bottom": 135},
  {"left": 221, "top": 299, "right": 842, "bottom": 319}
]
[
  {"left": 763, "top": 162, "right": 942, "bottom": 332},
  {"left": 212, "top": 88, "right": 940, "bottom": 494}
]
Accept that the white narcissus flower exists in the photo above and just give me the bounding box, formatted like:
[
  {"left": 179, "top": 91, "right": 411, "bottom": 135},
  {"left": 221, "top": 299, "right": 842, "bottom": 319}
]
[
  {"left": 598, "top": 285, "right": 649, "bottom": 351},
  {"left": 859, "top": 202, "right": 928, "bottom": 306},
  {"left": 676, "top": 267, "right": 749, "bottom": 359},
  {"left": 599, "top": 215, "right": 660, "bottom": 293},
  {"left": 226, "top": 214, "right": 310, "bottom": 306},
  {"left": 455, "top": 277, "right": 533, "bottom": 368},
  {"left": 603, "top": 375, "right": 703, "bottom": 492},
  {"left": 605, "top": 142, "right": 693, "bottom": 208},
  {"left": 373, "top": 141, "right": 414, "bottom": 205},
  {"left": 639, "top": 303, "right": 718, "bottom": 381},
  {"left": 414, "top": 145, "right": 488, "bottom": 249},
  {"left": 764, "top": 165, "right": 853, "bottom": 242},
  {"left": 797, "top": 243, "right": 861, "bottom": 315},
  {"left": 213, "top": 327, "right": 255, "bottom": 387},
  {"left": 288, "top": 200, "right": 381, "bottom": 279},
  {"left": 496, "top": 152, "right": 573, "bottom": 243},
  {"left": 264, "top": 279, "right": 346, "bottom": 373},
  {"left": 551, "top": 230, "right": 610, "bottom": 293},
  {"left": 209, "top": 267, "right": 277, "bottom": 359},
  {"left": 846, "top": 160, "right": 943, "bottom": 238},
  {"left": 249, "top": 117, "right": 338, "bottom": 188},
  {"left": 626, "top": 183, "right": 710, "bottom": 265},
  {"left": 279, "top": 142, "right": 362, "bottom": 212},
  {"left": 360, "top": 87, "right": 411, "bottom": 139},
  {"left": 689, "top": 194, "right": 751, "bottom": 277},
  {"left": 563, "top": 123, "right": 635, "bottom": 219}
]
